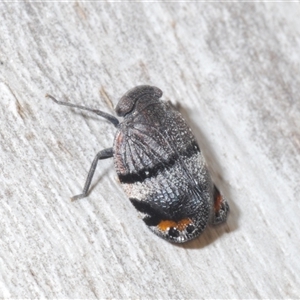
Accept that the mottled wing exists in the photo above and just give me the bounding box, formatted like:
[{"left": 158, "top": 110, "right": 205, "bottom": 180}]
[
  {"left": 113, "top": 102, "right": 209, "bottom": 218},
  {"left": 114, "top": 102, "right": 198, "bottom": 185}
]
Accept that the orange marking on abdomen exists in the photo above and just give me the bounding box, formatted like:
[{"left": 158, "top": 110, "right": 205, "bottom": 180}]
[
  {"left": 158, "top": 218, "right": 192, "bottom": 232},
  {"left": 158, "top": 220, "right": 177, "bottom": 231}
]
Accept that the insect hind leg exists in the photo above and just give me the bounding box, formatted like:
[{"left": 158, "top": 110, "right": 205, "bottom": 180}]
[
  {"left": 71, "top": 148, "right": 113, "bottom": 201},
  {"left": 211, "top": 186, "right": 229, "bottom": 225}
]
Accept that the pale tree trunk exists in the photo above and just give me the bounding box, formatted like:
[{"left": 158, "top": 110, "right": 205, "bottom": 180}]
[{"left": 0, "top": 2, "right": 299, "bottom": 298}]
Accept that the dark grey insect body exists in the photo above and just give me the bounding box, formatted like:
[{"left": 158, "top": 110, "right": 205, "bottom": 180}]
[{"left": 47, "top": 85, "right": 229, "bottom": 243}]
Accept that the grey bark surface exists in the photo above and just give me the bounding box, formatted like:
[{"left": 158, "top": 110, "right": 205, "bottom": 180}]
[{"left": 0, "top": 2, "right": 299, "bottom": 299}]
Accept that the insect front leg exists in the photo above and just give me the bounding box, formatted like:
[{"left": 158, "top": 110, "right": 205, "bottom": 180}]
[
  {"left": 71, "top": 147, "right": 113, "bottom": 201},
  {"left": 46, "top": 94, "right": 119, "bottom": 127}
]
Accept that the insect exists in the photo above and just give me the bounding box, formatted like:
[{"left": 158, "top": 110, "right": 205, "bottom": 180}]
[{"left": 46, "top": 85, "right": 229, "bottom": 243}]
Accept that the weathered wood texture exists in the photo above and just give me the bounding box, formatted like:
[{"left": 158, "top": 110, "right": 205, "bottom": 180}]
[{"left": 0, "top": 2, "right": 299, "bottom": 299}]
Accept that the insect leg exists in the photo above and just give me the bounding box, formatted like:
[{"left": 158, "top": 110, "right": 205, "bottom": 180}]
[
  {"left": 46, "top": 94, "right": 119, "bottom": 127},
  {"left": 71, "top": 147, "right": 113, "bottom": 201},
  {"left": 211, "top": 186, "right": 229, "bottom": 225}
]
